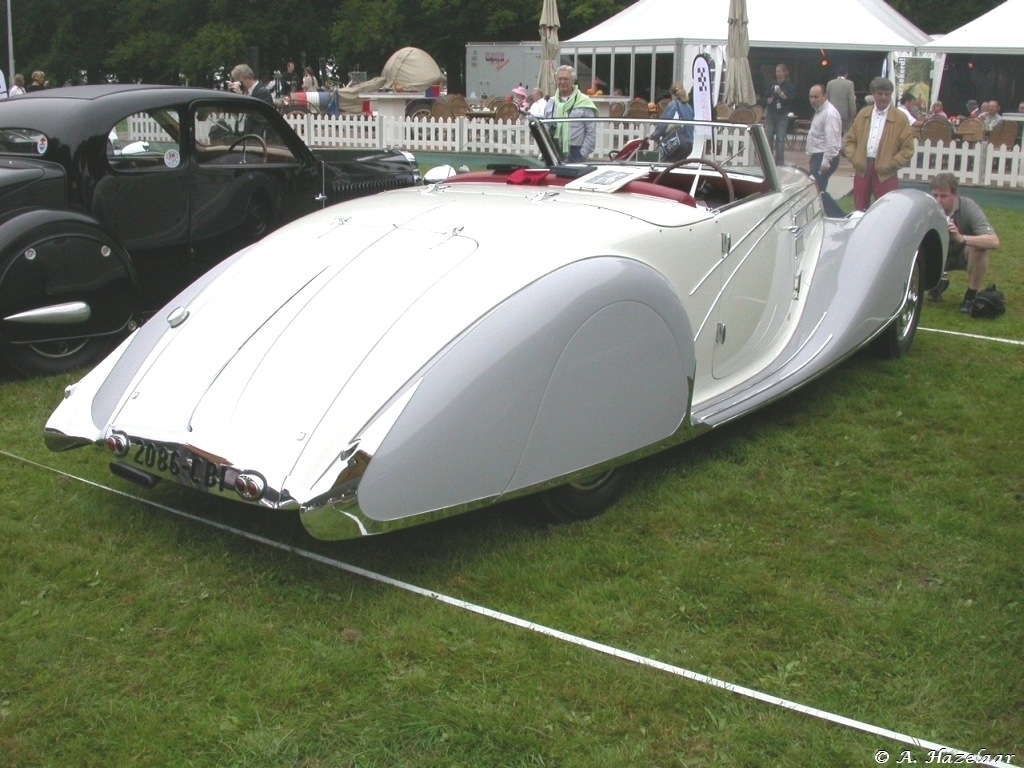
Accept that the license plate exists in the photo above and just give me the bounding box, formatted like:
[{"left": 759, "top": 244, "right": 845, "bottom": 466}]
[{"left": 125, "top": 438, "right": 232, "bottom": 492}]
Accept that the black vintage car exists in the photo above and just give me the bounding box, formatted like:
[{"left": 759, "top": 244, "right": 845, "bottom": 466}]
[{"left": 0, "top": 84, "right": 421, "bottom": 376}]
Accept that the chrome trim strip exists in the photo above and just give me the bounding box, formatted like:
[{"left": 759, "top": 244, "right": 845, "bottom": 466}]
[{"left": 5, "top": 301, "right": 91, "bottom": 325}]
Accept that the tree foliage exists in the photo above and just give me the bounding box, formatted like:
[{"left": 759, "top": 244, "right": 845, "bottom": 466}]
[
  {"left": 1, "top": 0, "right": 1007, "bottom": 89},
  {"left": 886, "top": 0, "right": 1002, "bottom": 35}
]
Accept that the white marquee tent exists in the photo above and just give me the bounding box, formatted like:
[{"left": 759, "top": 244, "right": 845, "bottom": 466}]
[
  {"left": 916, "top": 0, "right": 1024, "bottom": 113},
  {"left": 566, "top": 0, "right": 929, "bottom": 51},
  {"left": 919, "top": 0, "right": 1024, "bottom": 55},
  {"left": 562, "top": 0, "right": 930, "bottom": 99}
]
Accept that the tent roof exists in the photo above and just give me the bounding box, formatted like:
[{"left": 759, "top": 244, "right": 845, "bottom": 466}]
[
  {"left": 920, "top": 0, "right": 1024, "bottom": 55},
  {"left": 565, "top": 0, "right": 929, "bottom": 51}
]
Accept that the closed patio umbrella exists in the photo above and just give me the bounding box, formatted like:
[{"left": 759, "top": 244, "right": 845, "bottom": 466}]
[
  {"left": 538, "top": 0, "right": 560, "bottom": 98},
  {"left": 724, "top": 0, "right": 756, "bottom": 106}
]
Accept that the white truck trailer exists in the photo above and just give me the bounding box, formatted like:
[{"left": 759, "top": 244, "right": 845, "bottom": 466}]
[{"left": 465, "top": 42, "right": 543, "bottom": 100}]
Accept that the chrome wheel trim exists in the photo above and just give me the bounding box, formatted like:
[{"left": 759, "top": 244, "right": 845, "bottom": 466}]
[
  {"left": 895, "top": 253, "right": 922, "bottom": 343},
  {"left": 567, "top": 469, "right": 616, "bottom": 492}
]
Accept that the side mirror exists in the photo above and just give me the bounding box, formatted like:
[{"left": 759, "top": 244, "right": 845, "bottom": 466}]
[{"left": 423, "top": 165, "right": 458, "bottom": 183}]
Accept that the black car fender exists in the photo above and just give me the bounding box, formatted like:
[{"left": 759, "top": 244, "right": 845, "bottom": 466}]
[
  {"left": 355, "top": 256, "right": 697, "bottom": 522},
  {"left": 0, "top": 207, "right": 139, "bottom": 345}
]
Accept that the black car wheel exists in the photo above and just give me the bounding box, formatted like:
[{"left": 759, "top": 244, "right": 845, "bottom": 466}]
[
  {"left": 540, "top": 466, "right": 633, "bottom": 523},
  {"left": 0, "top": 210, "right": 137, "bottom": 377},
  {"left": 4, "top": 335, "right": 118, "bottom": 377},
  {"left": 874, "top": 249, "right": 922, "bottom": 359},
  {"left": 243, "top": 192, "right": 272, "bottom": 239}
]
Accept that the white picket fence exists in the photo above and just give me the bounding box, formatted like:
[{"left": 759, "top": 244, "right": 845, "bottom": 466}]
[
  {"left": 899, "top": 138, "right": 1024, "bottom": 189},
  {"left": 283, "top": 112, "right": 651, "bottom": 158},
  {"left": 287, "top": 114, "right": 1024, "bottom": 189},
  {"left": 286, "top": 113, "right": 538, "bottom": 155},
  {"left": 283, "top": 113, "right": 762, "bottom": 166},
  {"left": 125, "top": 111, "right": 1024, "bottom": 189}
]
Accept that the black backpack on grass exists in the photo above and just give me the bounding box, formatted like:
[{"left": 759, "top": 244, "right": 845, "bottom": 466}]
[{"left": 971, "top": 285, "right": 1006, "bottom": 319}]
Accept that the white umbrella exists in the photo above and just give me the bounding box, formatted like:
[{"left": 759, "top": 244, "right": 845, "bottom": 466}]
[
  {"left": 724, "top": 0, "right": 756, "bottom": 106},
  {"left": 538, "top": 0, "right": 560, "bottom": 98}
]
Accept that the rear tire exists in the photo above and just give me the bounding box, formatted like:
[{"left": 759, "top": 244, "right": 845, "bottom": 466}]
[
  {"left": 873, "top": 250, "right": 922, "bottom": 359},
  {"left": 540, "top": 466, "right": 633, "bottom": 523}
]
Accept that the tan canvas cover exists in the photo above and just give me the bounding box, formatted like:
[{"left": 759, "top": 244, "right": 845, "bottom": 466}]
[
  {"left": 340, "top": 47, "right": 445, "bottom": 98},
  {"left": 336, "top": 47, "right": 446, "bottom": 113},
  {"left": 381, "top": 47, "right": 446, "bottom": 90}
]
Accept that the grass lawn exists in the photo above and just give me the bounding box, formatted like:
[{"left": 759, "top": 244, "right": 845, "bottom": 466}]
[{"left": 1, "top": 204, "right": 1021, "bottom": 767}]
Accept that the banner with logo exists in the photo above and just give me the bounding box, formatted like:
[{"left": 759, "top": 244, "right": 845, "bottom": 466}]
[{"left": 692, "top": 54, "right": 715, "bottom": 152}]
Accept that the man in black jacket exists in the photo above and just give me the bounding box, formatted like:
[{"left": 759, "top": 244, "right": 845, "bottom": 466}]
[
  {"left": 229, "top": 64, "right": 274, "bottom": 106},
  {"left": 764, "top": 63, "right": 795, "bottom": 164}
]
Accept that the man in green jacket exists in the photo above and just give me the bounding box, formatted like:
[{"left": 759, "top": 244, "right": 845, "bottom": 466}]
[
  {"left": 542, "top": 65, "right": 598, "bottom": 162},
  {"left": 842, "top": 77, "right": 916, "bottom": 211}
]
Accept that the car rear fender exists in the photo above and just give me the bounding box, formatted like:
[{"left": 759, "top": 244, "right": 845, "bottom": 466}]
[
  {"left": 848, "top": 189, "right": 946, "bottom": 289},
  {"left": 352, "top": 256, "right": 697, "bottom": 523},
  {"left": 0, "top": 208, "right": 139, "bottom": 346},
  {"left": 828, "top": 189, "right": 947, "bottom": 340}
]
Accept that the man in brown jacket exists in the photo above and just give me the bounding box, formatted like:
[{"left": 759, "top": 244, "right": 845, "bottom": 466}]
[{"left": 843, "top": 77, "right": 916, "bottom": 211}]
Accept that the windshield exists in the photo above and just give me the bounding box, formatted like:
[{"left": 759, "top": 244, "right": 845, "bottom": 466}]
[{"left": 533, "top": 116, "right": 770, "bottom": 182}]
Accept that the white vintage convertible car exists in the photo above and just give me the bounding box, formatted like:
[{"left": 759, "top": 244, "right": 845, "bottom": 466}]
[{"left": 45, "top": 116, "right": 948, "bottom": 539}]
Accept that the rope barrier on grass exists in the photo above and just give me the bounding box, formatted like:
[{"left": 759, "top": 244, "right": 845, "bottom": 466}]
[
  {"left": 1, "top": 449, "right": 1016, "bottom": 766},
  {"left": 919, "top": 326, "right": 1024, "bottom": 346}
]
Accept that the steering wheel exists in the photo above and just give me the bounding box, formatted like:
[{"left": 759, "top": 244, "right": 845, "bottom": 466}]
[
  {"left": 227, "top": 133, "right": 268, "bottom": 164},
  {"left": 610, "top": 137, "right": 649, "bottom": 162},
  {"left": 653, "top": 157, "right": 734, "bottom": 204}
]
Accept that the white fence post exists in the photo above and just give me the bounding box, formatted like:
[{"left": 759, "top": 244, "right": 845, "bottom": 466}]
[{"left": 983, "top": 142, "right": 1024, "bottom": 187}]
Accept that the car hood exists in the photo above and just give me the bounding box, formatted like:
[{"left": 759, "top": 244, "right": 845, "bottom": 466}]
[{"left": 47, "top": 182, "right": 709, "bottom": 504}]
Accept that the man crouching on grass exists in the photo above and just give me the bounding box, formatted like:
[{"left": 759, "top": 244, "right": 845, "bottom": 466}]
[{"left": 928, "top": 172, "right": 1000, "bottom": 314}]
